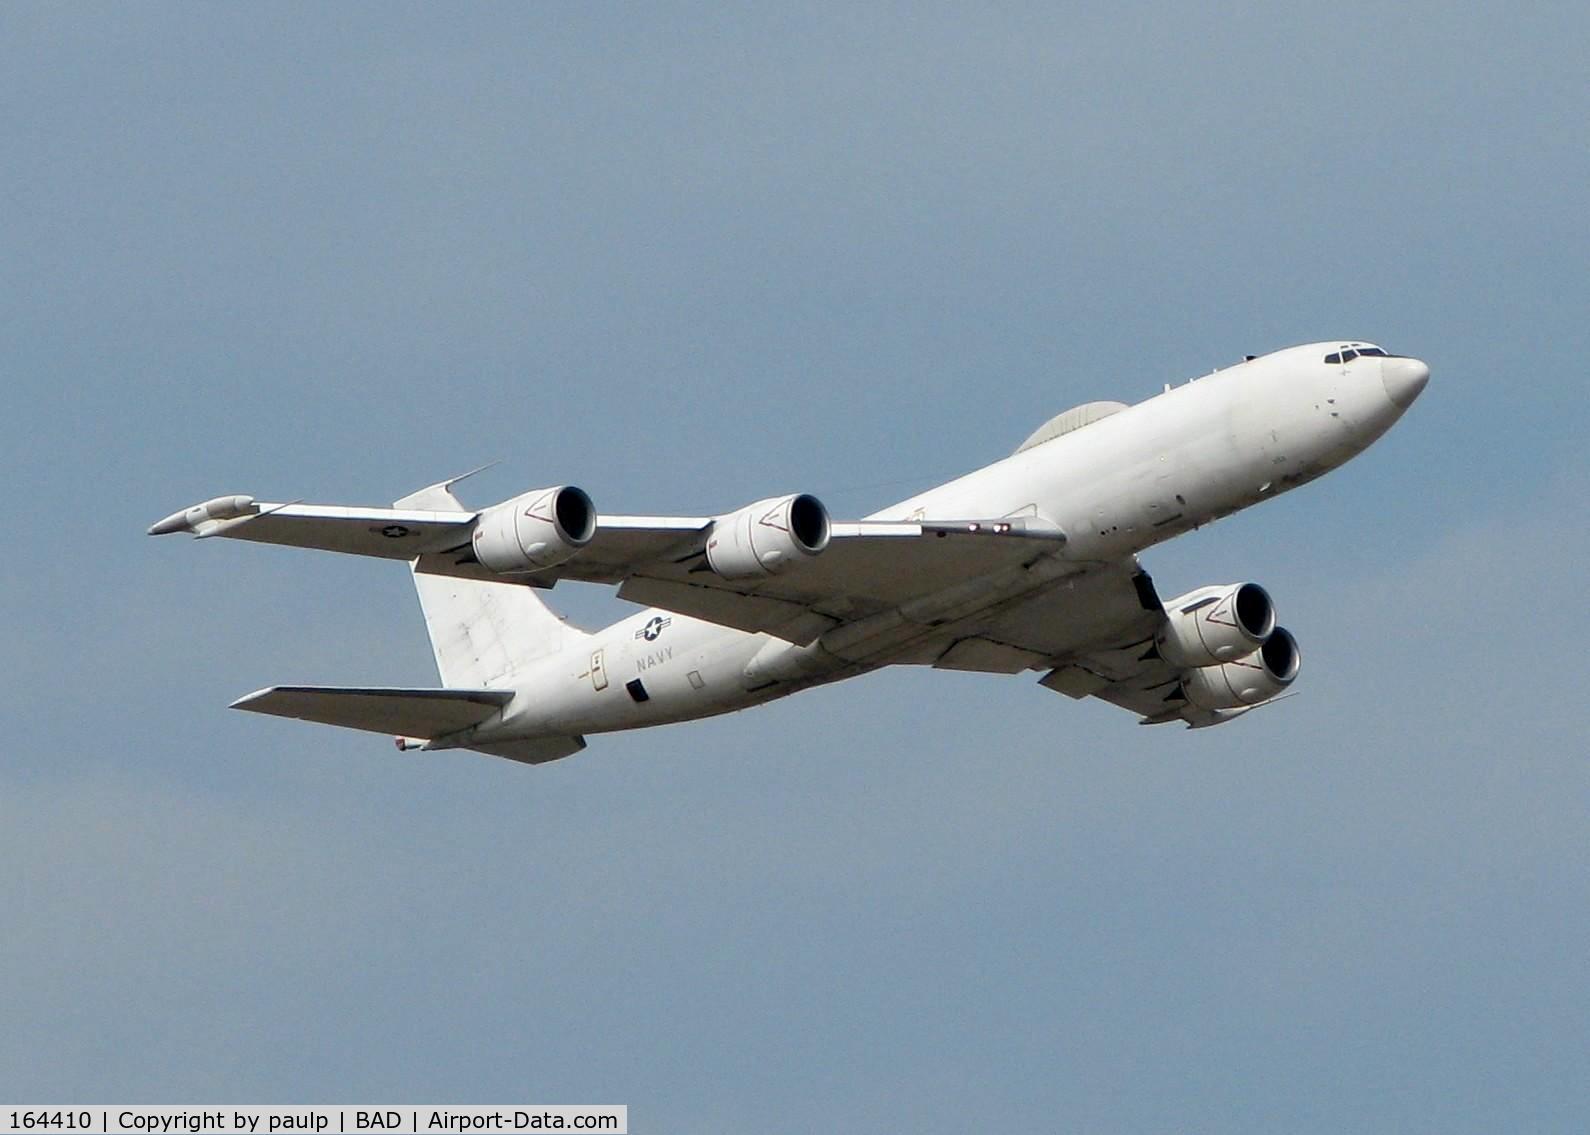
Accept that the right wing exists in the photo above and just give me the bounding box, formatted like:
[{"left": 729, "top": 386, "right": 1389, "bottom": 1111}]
[{"left": 929, "top": 566, "right": 1278, "bottom": 729}]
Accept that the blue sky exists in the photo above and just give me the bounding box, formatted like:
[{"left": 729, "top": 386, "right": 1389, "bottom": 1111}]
[{"left": 3, "top": 4, "right": 1586, "bottom": 1129}]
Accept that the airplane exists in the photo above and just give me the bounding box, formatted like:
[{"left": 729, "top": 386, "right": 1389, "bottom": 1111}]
[{"left": 150, "top": 341, "right": 1429, "bottom": 766}]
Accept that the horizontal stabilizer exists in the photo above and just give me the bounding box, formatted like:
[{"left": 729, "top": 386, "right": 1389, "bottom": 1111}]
[{"left": 232, "top": 685, "right": 513, "bottom": 739}]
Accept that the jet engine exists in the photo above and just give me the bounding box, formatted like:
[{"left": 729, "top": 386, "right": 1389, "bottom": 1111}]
[
  {"left": 1181, "top": 628, "right": 1301, "bottom": 710},
  {"left": 1156, "top": 582, "right": 1276, "bottom": 668},
  {"left": 471, "top": 485, "right": 597, "bottom": 573},
  {"left": 705, "top": 493, "right": 831, "bottom": 580}
]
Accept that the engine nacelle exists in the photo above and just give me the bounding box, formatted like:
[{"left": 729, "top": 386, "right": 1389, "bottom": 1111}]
[
  {"left": 705, "top": 493, "right": 830, "bottom": 580},
  {"left": 1182, "top": 627, "right": 1301, "bottom": 710},
  {"left": 471, "top": 485, "right": 596, "bottom": 574},
  {"left": 1157, "top": 581, "right": 1277, "bottom": 668}
]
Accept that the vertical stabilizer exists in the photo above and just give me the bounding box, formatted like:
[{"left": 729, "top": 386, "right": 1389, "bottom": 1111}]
[{"left": 395, "top": 478, "right": 588, "bottom": 688}]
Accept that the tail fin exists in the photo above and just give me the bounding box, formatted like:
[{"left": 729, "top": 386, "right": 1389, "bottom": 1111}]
[{"left": 395, "top": 478, "right": 589, "bottom": 688}]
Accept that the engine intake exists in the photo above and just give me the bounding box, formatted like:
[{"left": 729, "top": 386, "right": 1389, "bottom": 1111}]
[
  {"left": 1182, "top": 627, "right": 1301, "bottom": 710},
  {"left": 1157, "top": 581, "right": 1276, "bottom": 668},
  {"left": 705, "top": 493, "right": 830, "bottom": 580},
  {"left": 472, "top": 485, "right": 596, "bottom": 574}
]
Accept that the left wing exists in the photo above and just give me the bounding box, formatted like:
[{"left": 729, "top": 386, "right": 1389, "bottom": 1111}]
[
  {"left": 146, "top": 494, "right": 716, "bottom": 570},
  {"left": 147, "top": 496, "right": 477, "bottom": 558},
  {"left": 150, "top": 488, "right": 1070, "bottom": 644}
]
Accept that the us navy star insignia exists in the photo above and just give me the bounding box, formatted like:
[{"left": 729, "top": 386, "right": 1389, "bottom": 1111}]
[{"left": 636, "top": 615, "right": 672, "bottom": 641}]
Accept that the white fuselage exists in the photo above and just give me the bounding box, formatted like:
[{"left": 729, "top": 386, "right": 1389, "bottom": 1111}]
[{"left": 465, "top": 343, "right": 1423, "bottom": 746}]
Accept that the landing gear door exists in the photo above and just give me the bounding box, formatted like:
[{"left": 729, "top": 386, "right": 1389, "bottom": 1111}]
[{"left": 590, "top": 649, "right": 609, "bottom": 691}]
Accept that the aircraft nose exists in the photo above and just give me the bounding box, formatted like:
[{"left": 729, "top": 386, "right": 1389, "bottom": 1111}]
[{"left": 1381, "top": 356, "right": 1430, "bottom": 410}]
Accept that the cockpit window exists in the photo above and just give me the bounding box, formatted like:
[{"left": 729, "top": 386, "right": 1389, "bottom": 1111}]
[{"left": 1324, "top": 344, "right": 1390, "bottom": 364}]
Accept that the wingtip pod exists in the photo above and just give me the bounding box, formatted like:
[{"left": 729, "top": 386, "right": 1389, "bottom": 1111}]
[
  {"left": 148, "top": 494, "right": 256, "bottom": 536},
  {"left": 228, "top": 687, "right": 274, "bottom": 710}
]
